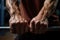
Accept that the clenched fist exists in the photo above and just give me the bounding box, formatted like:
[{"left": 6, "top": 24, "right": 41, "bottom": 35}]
[
  {"left": 30, "top": 16, "right": 48, "bottom": 34},
  {"left": 9, "top": 15, "right": 29, "bottom": 34}
]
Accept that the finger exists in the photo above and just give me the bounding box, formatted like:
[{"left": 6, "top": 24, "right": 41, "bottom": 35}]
[
  {"left": 19, "top": 20, "right": 28, "bottom": 34},
  {"left": 20, "top": 22, "right": 28, "bottom": 34},
  {"left": 15, "top": 22, "right": 25, "bottom": 34},
  {"left": 36, "top": 21, "right": 45, "bottom": 34},
  {"left": 31, "top": 21, "right": 35, "bottom": 33},
  {"left": 39, "top": 22, "right": 48, "bottom": 34},
  {"left": 24, "top": 20, "right": 29, "bottom": 33},
  {"left": 9, "top": 20, "right": 17, "bottom": 33},
  {"left": 10, "top": 23, "right": 17, "bottom": 34},
  {"left": 35, "top": 21, "right": 40, "bottom": 34},
  {"left": 25, "top": 23, "right": 29, "bottom": 32},
  {"left": 16, "top": 22, "right": 22, "bottom": 34},
  {"left": 40, "top": 21, "right": 48, "bottom": 30},
  {"left": 29, "top": 20, "right": 32, "bottom": 32},
  {"left": 30, "top": 18, "right": 35, "bottom": 28},
  {"left": 39, "top": 22, "right": 47, "bottom": 34},
  {"left": 30, "top": 20, "right": 32, "bottom": 28},
  {"left": 20, "top": 23, "right": 25, "bottom": 34},
  {"left": 22, "top": 23, "right": 27, "bottom": 34},
  {"left": 41, "top": 23, "right": 48, "bottom": 34}
]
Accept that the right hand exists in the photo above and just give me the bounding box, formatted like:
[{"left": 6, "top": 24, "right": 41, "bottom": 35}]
[
  {"left": 29, "top": 16, "right": 48, "bottom": 34},
  {"left": 9, "top": 15, "right": 29, "bottom": 34}
]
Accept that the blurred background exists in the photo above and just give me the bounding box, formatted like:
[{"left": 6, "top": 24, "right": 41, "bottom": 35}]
[{"left": 0, "top": 0, "right": 60, "bottom": 40}]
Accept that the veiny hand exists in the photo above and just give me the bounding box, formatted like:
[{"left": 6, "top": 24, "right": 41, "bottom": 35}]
[
  {"left": 30, "top": 16, "right": 48, "bottom": 34},
  {"left": 9, "top": 15, "right": 29, "bottom": 34}
]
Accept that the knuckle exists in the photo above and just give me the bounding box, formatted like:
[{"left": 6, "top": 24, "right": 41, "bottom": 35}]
[
  {"left": 35, "top": 20, "right": 39, "bottom": 24},
  {"left": 20, "top": 20, "right": 24, "bottom": 23},
  {"left": 16, "top": 20, "right": 20, "bottom": 23},
  {"left": 24, "top": 20, "right": 27, "bottom": 23}
]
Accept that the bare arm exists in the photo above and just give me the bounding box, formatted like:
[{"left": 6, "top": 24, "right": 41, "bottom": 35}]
[
  {"left": 6, "top": 0, "right": 29, "bottom": 34},
  {"left": 6, "top": 0, "right": 20, "bottom": 16},
  {"left": 37, "top": 0, "right": 58, "bottom": 21},
  {"left": 29, "top": 0, "right": 58, "bottom": 34}
]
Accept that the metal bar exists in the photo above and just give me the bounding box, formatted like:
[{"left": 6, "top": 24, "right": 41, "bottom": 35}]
[
  {"left": 0, "top": 26, "right": 60, "bottom": 29},
  {"left": 0, "top": 27, "right": 10, "bottom": 29}
]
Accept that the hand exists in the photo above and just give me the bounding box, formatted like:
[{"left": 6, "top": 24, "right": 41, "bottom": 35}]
[
  {"left": 9, "top": 15, "right": 29, "bottom": 34},
  {"left": 30, "top": 16, "right": 48, "bottom": 34}
]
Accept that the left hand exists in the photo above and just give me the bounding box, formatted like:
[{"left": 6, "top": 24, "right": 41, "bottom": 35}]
[{"left": 29, "top": 16, "right": 48, "bottom": 34}]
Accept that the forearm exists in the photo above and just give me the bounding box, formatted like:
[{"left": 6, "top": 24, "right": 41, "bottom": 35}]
[
  {"left": 6, "top": 0, "right": 12, "bottom": 16},
  {"left": 37, "top": 0, "right": 58, "bottom": 21},
  {"left": 6, "top": 0, "right": 20, "bottom": 16}
]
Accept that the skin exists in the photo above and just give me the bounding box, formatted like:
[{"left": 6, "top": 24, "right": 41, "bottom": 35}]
[
  {"left": 6, "top": 0, "right": 29, "bottom": 34},
  {"left": 29, "top": 0, "right": 58, "bottom": 34},
  {"left": 6, "top": 0, "right": 58, "bottom": 34}
]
